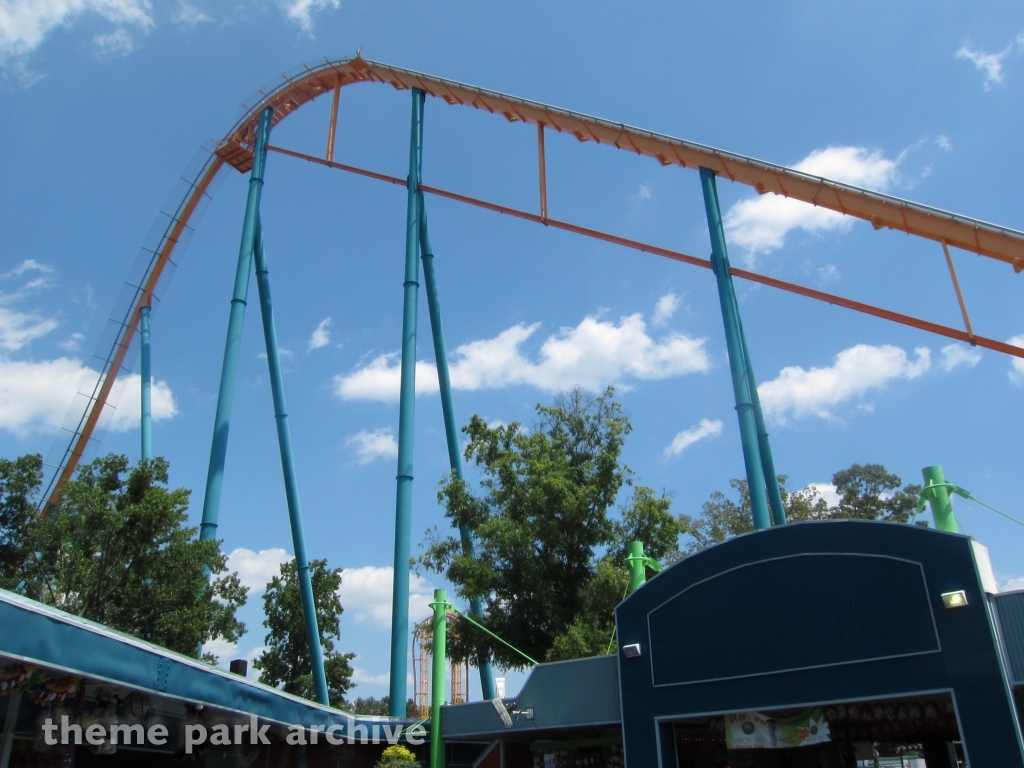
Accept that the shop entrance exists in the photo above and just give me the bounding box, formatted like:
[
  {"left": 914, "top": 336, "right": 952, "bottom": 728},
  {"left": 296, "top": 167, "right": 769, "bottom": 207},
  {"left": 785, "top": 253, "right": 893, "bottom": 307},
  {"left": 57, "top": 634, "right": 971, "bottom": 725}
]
[{"left": 669, "top": 695, "right": 963, "bottom": 768}]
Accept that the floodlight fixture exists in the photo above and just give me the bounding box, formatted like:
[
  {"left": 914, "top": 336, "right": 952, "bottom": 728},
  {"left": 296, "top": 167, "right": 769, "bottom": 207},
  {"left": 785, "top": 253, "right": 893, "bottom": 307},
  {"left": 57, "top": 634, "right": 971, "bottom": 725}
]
[
  {"left": 941, "top": 590, "right": 968, "bottom": 609},
  {"left": 622, "top": 643, "right": 642, "bottom": 658}
]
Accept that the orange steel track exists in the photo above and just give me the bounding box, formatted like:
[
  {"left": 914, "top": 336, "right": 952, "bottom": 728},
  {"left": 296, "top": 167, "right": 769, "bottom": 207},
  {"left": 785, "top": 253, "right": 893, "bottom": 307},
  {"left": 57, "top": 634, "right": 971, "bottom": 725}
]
[
  {"left": 267, "top": 143, "right": 1024, "bottom": 360},
  {"left": 44, "top": 55, "right": 1024, "bottom": 509},
  {"left": 43, "top": 157, "right": 225, "bottom": 512}
]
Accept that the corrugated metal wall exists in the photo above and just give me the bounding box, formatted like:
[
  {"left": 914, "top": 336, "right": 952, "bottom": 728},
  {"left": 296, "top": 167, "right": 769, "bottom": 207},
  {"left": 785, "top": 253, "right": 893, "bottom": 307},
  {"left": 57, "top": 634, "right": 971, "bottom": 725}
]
[{"left": 994, "top": 591, "right": 1024, "bottom": 684}]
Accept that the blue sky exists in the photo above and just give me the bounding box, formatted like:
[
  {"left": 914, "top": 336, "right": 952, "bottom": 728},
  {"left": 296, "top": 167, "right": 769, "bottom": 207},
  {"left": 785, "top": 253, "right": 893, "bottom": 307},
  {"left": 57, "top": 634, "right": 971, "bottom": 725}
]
[{"left": 1, "top": 0, "right": 1023, "bottom": 703}]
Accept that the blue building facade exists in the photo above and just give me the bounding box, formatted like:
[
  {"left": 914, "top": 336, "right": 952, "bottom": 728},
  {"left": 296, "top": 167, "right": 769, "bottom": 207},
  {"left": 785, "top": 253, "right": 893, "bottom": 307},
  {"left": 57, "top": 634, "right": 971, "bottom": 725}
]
[
  {"left": 615, "top": 521, "right": 1023, "bottom": 767},
  {"left": 445, "top": 522, "right": 1024, "bottom": 768}
]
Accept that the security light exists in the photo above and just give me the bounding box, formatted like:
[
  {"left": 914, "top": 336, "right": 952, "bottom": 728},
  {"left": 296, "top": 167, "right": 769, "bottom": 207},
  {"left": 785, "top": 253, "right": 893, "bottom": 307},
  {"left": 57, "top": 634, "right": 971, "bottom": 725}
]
[
  {"left": 622, "top": 643, "right": 642, "bottom": 658},
  {"left": 941, "top": 590, "right": 968, "bottom": 608}
]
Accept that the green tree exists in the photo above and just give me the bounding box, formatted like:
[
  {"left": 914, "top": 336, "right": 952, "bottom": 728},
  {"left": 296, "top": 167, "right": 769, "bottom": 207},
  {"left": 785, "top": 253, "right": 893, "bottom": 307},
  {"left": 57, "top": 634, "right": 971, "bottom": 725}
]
[
  {"left": 349, "top": 696, "right": 416, "bottom": 717},
  {"left": 0, "top": 454, "right": 44, "bottom": 592},
  {"left": 681, "top": 464, "right": 923, "bottom": 553},
  {"left": 253, "top": 558, "right": 355, "bottom": 707},
  {"left": 0, "top": 454, "right": 247, "bottom": 660},
  {"left": 830, "top": 463, "right": 921, "bottom": 522},
  {"left": 420, "top": 388, "right": 682, "bottom": 668}
]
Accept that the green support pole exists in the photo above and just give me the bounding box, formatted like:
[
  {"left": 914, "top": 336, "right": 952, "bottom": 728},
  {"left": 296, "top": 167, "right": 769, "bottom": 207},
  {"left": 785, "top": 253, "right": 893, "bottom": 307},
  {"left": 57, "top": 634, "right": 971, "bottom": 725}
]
[
  {"left": 699, "top": 167, "right": 771, "bottom": 531},
  {"left": 419, "top": 201, "right": 496, "bottom": 701},
  {"left": 390, "top": 89, "right": 424, "bottom": 717},
  {"left": 733, "top": 304, "right": 786, "bottom": 526},
  {"left": 430, "top": 589, "right": 447, "bottom": 768},
  {"left": 200, "top": 106, "right": 273, "bottom": 542},
  {"left": 922, "top": 466, "right": 959, "bottom": 533},
  {"left": 139, "top": 305, "right": 153, "bottom": 462},
  {"left": 626, "top": 541, "right": 647, "bottom": 594},
  {"left": 253, "top": 218, "right": 329, "bottom": 706}
]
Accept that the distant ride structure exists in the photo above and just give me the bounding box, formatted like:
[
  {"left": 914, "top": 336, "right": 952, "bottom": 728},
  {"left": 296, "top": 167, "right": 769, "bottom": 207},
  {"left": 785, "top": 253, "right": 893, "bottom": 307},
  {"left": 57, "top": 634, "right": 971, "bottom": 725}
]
[{"left": 35, "top": 55, "right": 1024, "bottom": 726}]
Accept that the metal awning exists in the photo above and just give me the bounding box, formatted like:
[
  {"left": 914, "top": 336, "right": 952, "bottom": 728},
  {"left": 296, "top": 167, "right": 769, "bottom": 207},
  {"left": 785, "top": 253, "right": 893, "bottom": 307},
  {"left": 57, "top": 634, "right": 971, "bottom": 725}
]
[{"left": 0, "top": 588, "right": 415, "bottom": 738}]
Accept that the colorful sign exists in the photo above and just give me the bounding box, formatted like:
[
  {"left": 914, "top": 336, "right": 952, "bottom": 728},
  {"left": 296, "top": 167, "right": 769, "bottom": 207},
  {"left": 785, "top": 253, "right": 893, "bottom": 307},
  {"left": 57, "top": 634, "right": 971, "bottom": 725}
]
[{"left": 725, "top": 709, "right": 831, "bottom": 749}]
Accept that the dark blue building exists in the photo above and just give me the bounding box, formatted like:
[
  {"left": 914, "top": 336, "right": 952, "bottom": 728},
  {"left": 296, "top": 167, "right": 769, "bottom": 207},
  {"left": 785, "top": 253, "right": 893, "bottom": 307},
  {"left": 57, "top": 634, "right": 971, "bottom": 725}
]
[{"left": 444, "top": 522, "right": 1024, "bottom": 768}]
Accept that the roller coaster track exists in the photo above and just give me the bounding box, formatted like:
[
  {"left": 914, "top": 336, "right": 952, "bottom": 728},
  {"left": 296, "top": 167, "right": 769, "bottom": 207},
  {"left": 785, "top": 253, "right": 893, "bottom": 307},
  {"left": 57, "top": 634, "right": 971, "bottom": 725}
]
[{"left": 41, "top": 55, "right": 1024, "bottom": 510}]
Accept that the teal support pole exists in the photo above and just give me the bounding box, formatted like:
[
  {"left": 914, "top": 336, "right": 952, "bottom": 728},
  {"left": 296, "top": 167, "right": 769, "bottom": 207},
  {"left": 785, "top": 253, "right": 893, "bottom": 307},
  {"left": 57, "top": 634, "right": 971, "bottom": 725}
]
[
  {"left": 922, "top": 465, "right": 959, "bottom": 533},
  {"left": 200, "top": 106, "right": 273, "bottom": 543},
  {"left": 253, "top": 218, "right": 329, "bottom": 706},
  {"left": 139, "top": 305, "right": 153, "bottom": 462},
  {"left": 699, "top": 167, "right": 771, "bottom": 531},
  {"left": 429, "top": 589, "right": 447, "bottom": 768},
  {"left": 733, "top": 305, "right": 786, "bottom": 526},
  {"left": 390, "top": 89, "right": 424, "bottom": 717},
  {"left": 419, "top": 202, "right": 497, "bottom": 701}
]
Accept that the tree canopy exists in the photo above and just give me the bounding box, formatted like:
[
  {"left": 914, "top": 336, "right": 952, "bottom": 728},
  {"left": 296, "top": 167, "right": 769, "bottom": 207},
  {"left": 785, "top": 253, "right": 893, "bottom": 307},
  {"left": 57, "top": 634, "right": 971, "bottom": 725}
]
[
  {"left": 681, "top": 463, "right": 924, "bottom": 553},
  {"left": 0, "top": 454, "right": 247, "bottom": 660},
  {"left": 349, "top": 696, "right": 416, "bottom": 717},
  {"left": 419, "top": 388, "right": 682, "bottom": 669},
  {"left": 253, "top": 558, "right": 355, "bottom": 707}
]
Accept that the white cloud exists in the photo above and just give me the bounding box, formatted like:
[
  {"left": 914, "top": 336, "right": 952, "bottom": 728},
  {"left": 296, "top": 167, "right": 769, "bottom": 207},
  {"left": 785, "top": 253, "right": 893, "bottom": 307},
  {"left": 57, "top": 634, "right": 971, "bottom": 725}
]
[
  {"left": 724, "top": 146, "right": 897, "bottom": 257},
  {"left": 351, "top": 667, "right": 390, "bottom": 687},
  {"left": 0, "top": 357, "right": 175, "bottom": 436},
  {"left": 805, "top": 482, "right": 841, "bottom": 508},
  {"left": 939, "top": 344, "right": 982, "bottom": 372},
  {"left": 58, "top": 332, "right": 85, "bottom": 352},
  {"left": 93, "top": 27, "right": 134, "bottom": 56},
  {"left": 93, "top": 26, "right": 136, "bottom": 56},
  {"left": 337, "top": 566, "right": 434, "bottom": 628},
  {"left": 335, "top": 352, "right": 437, "bottom": 402},
  {"left": 1003, "top": 576, "right": 1024, "bottom": 592},
  {"left": 1, "top": 259, "right": 52, "bottom": 279},
  {"left": 1008, "top": 335, "right": 1024, "bottom": 385},
  {"left": 936, "top": 135, "right": 952, "bottom": 152},
  {"left": 334, "top": 314, "right": 709, "bottom": 402},
  {"left": 635, "top": 184, "right": 652, "bottom": 200},
  {"left": 201, "top": 640, "right": 268, "bottom": 679},
  {"left": 817, "top": 265, "right": 839, "bottom": 283},
  {"left": 0, "top": 306, "right": 58, "bottom": 351},
  {"left": 0, "top": 265, "right": 58, "bottom": 351},
  {"left": 201, "top": 637, "right": 238, "bottom": 664},
  {"left": 0, "top": 0, "right": 153, "bottom": 60},
  {"left": 279, "top": 0, "right": 339, "bottom": 32},
  {"left": 171, "top": 0, "right": 209, "bottom": 25},
  {"left": 345, "top": 428, "right": 398, "bottom": 465},
  {"left": 664, "top": 418, "right": 722, "bottom": 457},
  {"left": 0, "top": 357, "right": 88, "bottom": 435},
  {"left": 956, "top": 43, "right": 1011, "bottom": 90},
  {"left": 257, "top": 347, "right": 293, "bottom": 360},
  {"left": 107, "top": 372, "right": 177, "bottom": 431},
  {"left": 226, "top": 547, "right": 292, "bottom": 592},
  {"left": 308, "top": 317, "right": 332, "bottom": 351},
  {"left": 758, "top": 344, "right": 931, "bottom": 422},
  {"left": 652, "top": 293, "right": 679, "bottom": 326}
]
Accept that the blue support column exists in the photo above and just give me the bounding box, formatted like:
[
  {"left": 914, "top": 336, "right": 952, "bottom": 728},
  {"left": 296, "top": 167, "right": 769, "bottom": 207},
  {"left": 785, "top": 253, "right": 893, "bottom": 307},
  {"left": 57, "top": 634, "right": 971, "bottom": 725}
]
[
  {"left": 389, "top": 88, "right": 424, "bottom": 717},
  {"left": 139, "top": 305, "right": 153, "bottom": 462},
  {"left": 252, "top": 218, "right": 329, "bottom": 706},
  {"left": 199, "top": 107, "right": 272, "bottom": 542},
  {"left": 418, "top": 200, "right": 497, "bottom": 701},
  {"left": 699, "top": 167, "right": 771, "bottom": 531},
  {"left": 733, "top": 301, "right": 787, "bottom": 526}
]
